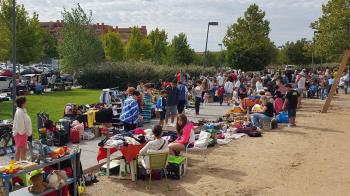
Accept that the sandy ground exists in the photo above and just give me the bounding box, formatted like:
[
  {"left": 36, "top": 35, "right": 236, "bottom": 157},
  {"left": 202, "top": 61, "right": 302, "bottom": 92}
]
[{"left": 85, "top": 94, "right": 350, "bottom": 196}]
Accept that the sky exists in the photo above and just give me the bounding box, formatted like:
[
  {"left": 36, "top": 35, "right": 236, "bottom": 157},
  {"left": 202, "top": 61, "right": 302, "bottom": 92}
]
[{"left": 17, "top": 0, "right": 329, "bottom": 52}]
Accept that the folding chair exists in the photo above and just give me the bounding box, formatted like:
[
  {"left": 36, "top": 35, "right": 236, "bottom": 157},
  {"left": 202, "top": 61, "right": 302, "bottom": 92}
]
[{"left": 142, "top": 152, "right": 170, "bottom": 190}]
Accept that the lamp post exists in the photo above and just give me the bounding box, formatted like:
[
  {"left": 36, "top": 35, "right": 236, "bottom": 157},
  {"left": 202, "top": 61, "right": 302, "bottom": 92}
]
[
  {"left": 312, "top": 31, "right": 321, "bottom": 66},
  {"left": 11, "top": 0, "right": 17, "bottom": 118},
  {"left": 218, "top": 43, "right": 223, "bottom": 67},
  {"left": 203, "top": 21, "right": 218, "bottom": 66}
]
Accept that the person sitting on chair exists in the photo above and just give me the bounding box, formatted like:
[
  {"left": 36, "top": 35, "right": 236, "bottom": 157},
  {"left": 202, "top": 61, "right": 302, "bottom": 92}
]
[{"left": 168, "top": 114, "right": 194, "bottom": 155}]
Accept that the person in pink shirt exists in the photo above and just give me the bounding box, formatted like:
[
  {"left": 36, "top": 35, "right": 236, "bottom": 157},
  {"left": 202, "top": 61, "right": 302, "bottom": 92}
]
[
  {"left": 274, "top": 91, "right": 284, "bottom": 113},
  {"left": 168, "top": 114, "right": 194, "bottom": 155}
]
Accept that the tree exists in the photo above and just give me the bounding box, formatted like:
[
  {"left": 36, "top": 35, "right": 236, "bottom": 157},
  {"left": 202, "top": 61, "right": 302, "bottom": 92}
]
[
  {"left": 167, "top": 33, "right": 194, "bottom": 65},
  {"left": 58, "top": 4, "right": 103, "bottom": 72},
  {"left": 223, "top": 4, "right": 276, "bottom": 71},
  {"left": 284, "top": 39, "right": 311, "bottom": 65},
  {"left": 311, "top": 0, "right": 350, "bottom": 62},
  {"left": 125, "top": 27, "right": 152, "bottom": 60},
  {"left": 148, "top": 28, "right": 168, "bottom": 64},
  {"left": 0, "top": 0, "right": 43, "bottom": 64},
  {"left": 40, "top": 30, "right": 58, "bottom": 61},
  {"left": 102, "top": 32, "right": 124, "bottom": 62}
]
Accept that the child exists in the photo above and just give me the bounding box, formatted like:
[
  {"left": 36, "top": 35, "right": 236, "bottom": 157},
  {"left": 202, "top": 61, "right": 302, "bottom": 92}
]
[
  {"left": 283, "top": 84, "right": 301, "bottom": 127},
  {"left": 155, "top": 90, "right": 167, "bottom": 126},
  {"left": 139, "top": 125, "right": 168, "bottom": 169},
  {"left": 217, "top": 85, "right": 225, "bottom": 106},
  {"left": 203, "top": 91, "right": 210, "bottom": 105},
  {"left": 274, "top": 91, "right": 284, "bottom": 113}
]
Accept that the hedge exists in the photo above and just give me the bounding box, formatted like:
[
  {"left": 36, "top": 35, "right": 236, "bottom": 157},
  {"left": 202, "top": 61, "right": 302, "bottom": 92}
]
[{"left": 77, "top": 61, "right": 218, "bottom": 89}]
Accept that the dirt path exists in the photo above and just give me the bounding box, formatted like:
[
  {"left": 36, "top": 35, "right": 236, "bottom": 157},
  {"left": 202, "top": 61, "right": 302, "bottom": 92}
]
[{"left": 85, "top": 94, "right": 350, "bottom": 196}]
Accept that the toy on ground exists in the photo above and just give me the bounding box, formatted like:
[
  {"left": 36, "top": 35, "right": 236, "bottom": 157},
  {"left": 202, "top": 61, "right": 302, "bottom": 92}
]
[
  {"left": 47, "top": 170, "right": 68, "bottom": 190},
  {"left": 28, "top": 169, "right": 48, "bottom": 194}
]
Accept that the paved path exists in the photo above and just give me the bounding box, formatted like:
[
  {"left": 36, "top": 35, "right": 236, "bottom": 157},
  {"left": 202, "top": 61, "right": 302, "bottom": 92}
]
[{"left": 0, "top": 102, "right": 230, "bottom": 170}]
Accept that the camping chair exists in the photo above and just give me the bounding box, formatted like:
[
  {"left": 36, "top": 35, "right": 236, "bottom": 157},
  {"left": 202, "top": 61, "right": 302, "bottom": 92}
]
[{"left": 143, "top": 152, "right": 170, "bottom": 190}]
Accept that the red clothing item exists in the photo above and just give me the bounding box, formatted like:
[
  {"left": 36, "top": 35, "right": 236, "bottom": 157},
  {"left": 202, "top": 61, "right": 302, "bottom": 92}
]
[
  {"left": 274, "top": 98, "right": 284, "bottom": 113},
  {"left": 97, "top": 144, "right": 145, "bottom": 163},
  {"left": 217, "top": 87, "right": 225, "bottom": 96},
  {"left": 175, "top": 123, "right": 194, "bottom": 145},
  {"left": 230, "top": 73, "right": 237, "bottom": 81}
]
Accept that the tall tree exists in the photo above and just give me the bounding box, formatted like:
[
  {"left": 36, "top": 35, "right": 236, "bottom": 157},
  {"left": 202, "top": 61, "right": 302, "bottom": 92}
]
[
  {"left": 223, "top": 4, "right": 276, "bottom": 71},
  {"left": 284, "top": 39, "right": 312, "bottom": 65},
  {"left": 40, "top": 30, "right": 58, "bottom": 61},
  {"left": 148, "top": 28, "right": 168, "bottom": 64},
  {"left": 167, "top": 33, "right": 194, "bottom": 65},
  {"left": 311, "top": 0, "right": 350, "bottom": 62},
  {"left": 58, "top": 4, "right": 103, "bottom": 72},
  {"left": 125, "top": 27, "right": 152, "bottom": 60},
  {"left": 102, "top": 32, "right": 124, "bottom": 62},
  {"left": 0, "top": 0, "right": 43, "bottom": 64}
]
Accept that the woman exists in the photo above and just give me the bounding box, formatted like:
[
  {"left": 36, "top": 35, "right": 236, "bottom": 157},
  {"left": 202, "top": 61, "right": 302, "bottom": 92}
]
[
  {"left": 142, "top": 83, "right": 153, "bottom": 124},
  {"left": 250, "top": 96, "right": 274, "bottom": 131},
  {"left": 13, "top": 97, "right": 32, "bottom": 161},
  {"left": 120, "top": 87, "right": 140, "bottom": 131},
  {"left": 168, "top": 114, "right": 194, "bottom": 155},
  {"left": 193, "top": 80, "right": 203, "bottom": 115}
]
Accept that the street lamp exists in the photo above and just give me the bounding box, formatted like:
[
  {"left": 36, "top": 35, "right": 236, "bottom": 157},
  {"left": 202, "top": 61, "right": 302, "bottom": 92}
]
[
  {"left": 218, "top": 43, "right": 223, "bottom": 67},
  {"left": 312, "top": 30, "right": 321, "bottom": 66},
  {"left": 203, "top": 21, "right": 219, "bottom": 66},
  {"left": 12, "top": 0, "right": 17, "bottom": 118}
]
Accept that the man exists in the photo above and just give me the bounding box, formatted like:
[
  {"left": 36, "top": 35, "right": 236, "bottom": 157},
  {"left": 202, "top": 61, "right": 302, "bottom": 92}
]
[
  {"left": 283, "top": 84, "right": 301, "bottom": 128},
  {"left": 165, "top": 80, "right": 179, "bottom": 125},
  {"left": 297, "top": 72, "right": 306, "bottom": 98},
  {"left": 120, "top": 87, "right": 140, "bottom": 132},
  {"left": 177, "top": 81, "right": 187, "bottom": 114},
  {"left": 217, "top": 73, "right": 225, "bottom": 86},
  {"left": 224, "top": 79, "right": 234, "bottom": 106}
]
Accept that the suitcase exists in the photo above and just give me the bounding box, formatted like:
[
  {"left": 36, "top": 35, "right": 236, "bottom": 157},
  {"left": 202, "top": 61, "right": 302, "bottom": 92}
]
[
  {"left": 70, "top": 127, "right": 80, "bottom": 144},
  {"left": 53, "top": 130, "right": 69, "bottom": 146}
]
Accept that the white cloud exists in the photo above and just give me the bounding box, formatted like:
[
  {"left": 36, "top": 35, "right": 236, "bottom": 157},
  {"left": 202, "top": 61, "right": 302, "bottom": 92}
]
[{"left": 17, "top": 0, "right": 328, "bottom": 51}]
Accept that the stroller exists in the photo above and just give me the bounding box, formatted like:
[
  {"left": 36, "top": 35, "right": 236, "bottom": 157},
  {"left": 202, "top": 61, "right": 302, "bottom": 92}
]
[{"left": 308, "top": 84, "right": 318, "bottom": 98}]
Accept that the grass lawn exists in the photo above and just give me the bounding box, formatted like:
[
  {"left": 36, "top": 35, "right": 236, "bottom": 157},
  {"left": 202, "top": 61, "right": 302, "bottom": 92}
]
[{"left": 0, "top": 89, "right": 100, "bottom": 138}]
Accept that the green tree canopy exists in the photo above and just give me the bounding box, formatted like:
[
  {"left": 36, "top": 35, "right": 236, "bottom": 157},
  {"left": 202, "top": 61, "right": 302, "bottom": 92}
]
[
  {"left": 40, "top": 30, "right": 58, "bottom": 61},
  {"left": 58, "top": 3, "right": 103, "bottom": 72},
  {"left": 125, "top": 27, "right": 152, "bottom": 60},
  {"left": 167, "top": 33, "right": 194, "bottom": 65},
  {"left": 311, "top": 0, "right": 350, "bottom": 62},
  {"left": 148, "top": 28, "right": 168, "bottom": 64},
  {"left": 223, "top": 4, "right": 276, "bottom": 71},
  {"left": 284, "top": 38, "right": 312, "bottom": 65},
  {"left": 0, "top": 0, "right": 43, "bottom": 64},
  {"left": 102, "top": 31, "right": 124, "bottom": 62}
]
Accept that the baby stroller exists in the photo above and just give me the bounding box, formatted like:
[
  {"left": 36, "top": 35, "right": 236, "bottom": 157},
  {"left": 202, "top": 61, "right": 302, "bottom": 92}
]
[{"left": 308, "top": 84, "right": 318, "bottom": 98}]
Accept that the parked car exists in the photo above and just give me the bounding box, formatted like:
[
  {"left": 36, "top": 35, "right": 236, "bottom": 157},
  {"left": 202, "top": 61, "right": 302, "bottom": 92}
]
[
  {"left": 0, "top": 69, "right": 14, "bottom": 77},
  {"left": 0, "top": 76, "right": 12, "bottom": 92}
]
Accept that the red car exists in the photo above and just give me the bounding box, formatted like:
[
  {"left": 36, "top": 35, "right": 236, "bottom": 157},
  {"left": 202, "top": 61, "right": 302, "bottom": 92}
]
[{"left": 0, "top": 69, "right": 14, "bottom": 77}]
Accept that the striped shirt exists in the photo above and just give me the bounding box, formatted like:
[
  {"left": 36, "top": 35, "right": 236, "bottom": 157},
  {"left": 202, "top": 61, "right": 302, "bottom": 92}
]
[{"left": 120, "top": 96, "right": 139, "bottom": 125}]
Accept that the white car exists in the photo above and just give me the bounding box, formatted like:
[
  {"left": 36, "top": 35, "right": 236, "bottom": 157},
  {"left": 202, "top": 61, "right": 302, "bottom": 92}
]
[{"left": 0, "top": 76, "right": 12, "bottom": 92}]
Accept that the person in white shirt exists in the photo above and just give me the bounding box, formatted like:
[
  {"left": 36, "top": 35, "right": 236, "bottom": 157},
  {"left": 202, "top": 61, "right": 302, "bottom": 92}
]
[
  {"left": 139, "top": 125, "right": 168, "bottom": 169},
  {"left": 234, "top": 79, "right": 241, "bottom": 89},
  {"left": 224, "top": 79, "right": 234, "bottom": 106},
  {"left": 256, "top": 78, "right": 264, "bottom": 92},
  {"left": 297, "top": 73, "right": 306, "bottom": 97},
  {"left": 13, "top": 97, "right": 32, "bottom": 161},
  {"left": 217, "top": 73, "right": 225, "bottom": 86},
  {"left": 193, "top": 80, "right": 203, "bottom": 115}
]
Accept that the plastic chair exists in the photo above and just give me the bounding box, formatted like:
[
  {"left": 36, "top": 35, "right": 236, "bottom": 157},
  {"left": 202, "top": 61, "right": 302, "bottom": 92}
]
[
  {"left": 185, "top": 131, "right": 196, "bottom": 168},
  {"left": 145, "top": 152, "right": 170, "bottom": 190}
]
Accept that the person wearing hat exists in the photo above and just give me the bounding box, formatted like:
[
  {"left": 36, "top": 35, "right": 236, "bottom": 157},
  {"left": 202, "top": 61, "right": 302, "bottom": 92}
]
[
  {"left": 28, "top": 169, "right": 47, "bottom": 194},
  {"left": 250, "top": 96, "right": 275, "bottom": 131}
]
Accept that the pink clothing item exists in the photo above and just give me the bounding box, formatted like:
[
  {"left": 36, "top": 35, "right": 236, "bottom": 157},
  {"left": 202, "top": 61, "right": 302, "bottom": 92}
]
[
  {"left": 14, "top": 133, "right": 28, "bottom": 149},
  {"left": 274, "top": 98, "right": 284, "bottom": 113},
  {"left": 175, "top": 123, "right": 194, "bottom": 145}
]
